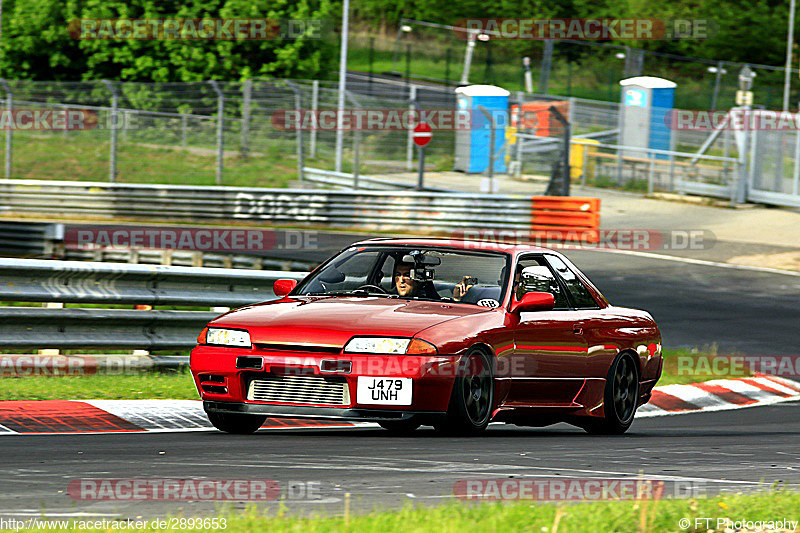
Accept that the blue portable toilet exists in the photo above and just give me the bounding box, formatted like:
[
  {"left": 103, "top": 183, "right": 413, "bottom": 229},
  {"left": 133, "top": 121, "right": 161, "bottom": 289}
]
[
  {"left": 619, "top": 76, "right": 676, "bottom": 160},
  {"left": 454, "top": 85, "right": 509, "bottom": 173}
]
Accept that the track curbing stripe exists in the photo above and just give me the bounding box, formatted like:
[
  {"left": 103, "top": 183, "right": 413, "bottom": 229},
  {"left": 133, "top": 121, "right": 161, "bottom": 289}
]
[{"left": 0, "top": 375, "right": 798, "bottom": 434}]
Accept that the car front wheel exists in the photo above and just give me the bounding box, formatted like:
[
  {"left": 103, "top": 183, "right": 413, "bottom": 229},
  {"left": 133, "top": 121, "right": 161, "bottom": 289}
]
[
  {"left": 206, "top": 411, "right": 267, "bottom": 434},
  {"left": 436, "top": 348, "right": 494, "bottom": 435}
]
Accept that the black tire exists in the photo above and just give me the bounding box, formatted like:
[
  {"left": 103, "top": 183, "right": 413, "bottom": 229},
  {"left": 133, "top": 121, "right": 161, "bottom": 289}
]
[
  {"left": 378, "top": 418, "right": 422, "bottom": 434},
  {"left": 585, "top": 352, "right": 639, "bottom": 435},
  {"left": 206, "top": 411, "right": 267, "bottom": 434},
  {"left": 435, "top": 348, "right": 494, "bottom": 436}
]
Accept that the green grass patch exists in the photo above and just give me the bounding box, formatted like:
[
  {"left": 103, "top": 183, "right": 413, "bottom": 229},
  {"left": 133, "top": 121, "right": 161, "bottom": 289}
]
[
  {"left": 4, "top": 132, "right": 312, "bottom": 187},
  {"left": 22, "top": 490, "right": 800, "bottom": 532},
  {"left": 0, "top": 370, "right": 198, "bottom": 400}
]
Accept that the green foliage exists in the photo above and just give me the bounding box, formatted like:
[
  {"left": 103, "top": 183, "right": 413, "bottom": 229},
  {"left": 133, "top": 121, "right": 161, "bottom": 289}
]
[
  {"left": 0, "top": 0, "right": 337, "bottom": 81},
  {"left": 351, "top": 0, "right": 796, "bottom": 69}
]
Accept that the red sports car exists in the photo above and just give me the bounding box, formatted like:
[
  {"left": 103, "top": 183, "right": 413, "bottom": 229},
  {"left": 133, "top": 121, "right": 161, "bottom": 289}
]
[{"left": 191, "top": 238, "right": 662, "bottom": 435}]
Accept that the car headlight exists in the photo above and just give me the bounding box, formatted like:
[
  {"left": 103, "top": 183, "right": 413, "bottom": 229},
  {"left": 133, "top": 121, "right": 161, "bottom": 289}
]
[
  {"left": 344, "top": 337, "right": 437, "bottom": 355},
  {"left": 205, "top": 328, "right": 251, "bottom": 348}
]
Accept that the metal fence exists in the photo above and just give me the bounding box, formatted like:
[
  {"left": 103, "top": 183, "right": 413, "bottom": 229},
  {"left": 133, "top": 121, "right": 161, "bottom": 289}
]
[
  {"left": 0, "top": 258, "right": 305, "bottom": 350},
  {"left": 2, "top": 77, "right": 800, "bottom": 207},
  {"left": 573, "top": 141, "right": 739, "bottom": 201}
]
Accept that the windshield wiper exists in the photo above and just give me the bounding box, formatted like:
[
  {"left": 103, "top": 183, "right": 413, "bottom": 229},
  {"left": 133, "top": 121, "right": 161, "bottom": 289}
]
[{"left": 304, "top": 290, "right": 389, "bottom": 297}]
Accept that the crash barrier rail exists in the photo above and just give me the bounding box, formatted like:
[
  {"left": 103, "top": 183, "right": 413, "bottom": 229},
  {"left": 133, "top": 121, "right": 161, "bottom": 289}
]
[
  {"left": 0, "top": 258, "right": 306, "bottom": 350},
  {"left": 0, "top": 258, "right": 305, "bottom": 307},
  {"left": 0, "top": 221, "right": 313, "bottom": 271},
  {"left": 0, "top": 221, "right": 64, "bottom": 257},
  {"left": 0, "top": 179, "right": 542, "bottom": 232}
]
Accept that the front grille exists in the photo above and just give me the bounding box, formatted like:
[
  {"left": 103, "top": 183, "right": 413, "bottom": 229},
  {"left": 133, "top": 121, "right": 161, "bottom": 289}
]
[
  {"left": 247, "top": 375, "right": 349, "bottom": 406},
  {"left": 255, "top": 343, "right": 341, "bottom": 354}
]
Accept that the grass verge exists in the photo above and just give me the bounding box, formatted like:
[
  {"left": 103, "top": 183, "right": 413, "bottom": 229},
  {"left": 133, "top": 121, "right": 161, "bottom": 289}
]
[
  {"left": 22, "top": 491, "right": 800, "bottom": 532},
  {"left": 0, "top": 371, "right": 198, "bottom": 401}
]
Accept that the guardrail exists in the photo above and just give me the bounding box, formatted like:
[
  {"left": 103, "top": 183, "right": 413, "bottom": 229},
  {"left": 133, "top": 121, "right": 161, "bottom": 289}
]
[
  {"left": 0, "top": 258, "right": 306, "bottom": 350},
  {"left": 0, "top": 221, "right": 63, "bottom": 257},
  {"left": 0, "top": 179, "right": 537, "bottom": 232}
]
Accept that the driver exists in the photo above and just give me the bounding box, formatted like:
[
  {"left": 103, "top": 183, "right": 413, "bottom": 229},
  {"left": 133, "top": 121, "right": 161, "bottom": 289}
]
[{"left": 393, "top": 261, "right": 440, "bottom": 299}]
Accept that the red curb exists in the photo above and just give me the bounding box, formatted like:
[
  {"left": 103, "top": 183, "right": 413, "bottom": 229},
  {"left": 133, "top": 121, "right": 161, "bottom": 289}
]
[
  {"left": 648, "top": 390, "right": 701, "bottom": 412},
  {"left": 692, "top": 383, "right": 758, "bottom": 406},
  {"left": 0, "top": 401, "right": 143, "bottom": 433}
]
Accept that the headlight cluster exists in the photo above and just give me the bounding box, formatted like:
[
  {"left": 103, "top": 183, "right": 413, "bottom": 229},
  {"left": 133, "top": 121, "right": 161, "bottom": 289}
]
[
  {"left": 204, "top": 328, "right": 251, "bottom": 347},
  {"left": 344, "top": 337, "right": 437, "bottom": 355}
]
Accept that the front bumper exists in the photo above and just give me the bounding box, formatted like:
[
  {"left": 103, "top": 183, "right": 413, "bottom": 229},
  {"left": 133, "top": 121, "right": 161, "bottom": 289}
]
[
  {"left": 190, "top": 345, "right": 460, "bottom": 413},
  {"left": 204, "top": 401, "right": 446, "bottom": 422}
]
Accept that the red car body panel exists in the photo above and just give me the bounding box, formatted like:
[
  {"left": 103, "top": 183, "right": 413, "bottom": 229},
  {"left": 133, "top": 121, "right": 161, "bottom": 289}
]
[{"left": 190, "top": 238, "right": 663, "bottom": 428}]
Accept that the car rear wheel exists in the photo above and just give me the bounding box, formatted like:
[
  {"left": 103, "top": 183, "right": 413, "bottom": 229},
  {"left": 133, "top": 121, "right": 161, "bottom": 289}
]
[
  {"left": 585, "top": 352, "right": 639, "bottom": 435},
  {"left": 378, "top": 418, "right": 422, "bottom": 434},
  {"left": 206, "top": 411, "right": 267, "bottom": 434},
  {"left": 435, "top": 348, "right": 494, "bottom": 435}
]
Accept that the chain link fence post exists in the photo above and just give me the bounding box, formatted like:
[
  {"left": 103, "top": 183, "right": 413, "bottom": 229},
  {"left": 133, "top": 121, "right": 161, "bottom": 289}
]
[
  {"left": 539, "top": 40, "right": 554, "bottom": 95},
  {"left": 286, "top": 81, "right": 305, "bottom": 182},
  {"left": 209, "top": 81, "right": 224, "bottom": 185},
  {"left": 241, "top": 79, "right": 251, "bottom": 159},
  {"left": 347, "top": 91, "right": 362, "bottom": 189},
  {"left": 181, "top": 113, "right": 188, "bottom": 147},
  {"left": 101, "top": 80, "right": 118, "bottom": 182},
  {"left": 0, "top": 81, "right": 12, "bottom": 178},
  {"left": 406, "top": 85, "right": 417, "bottom": 170},
  {"left": 310, "top": 80, "right": 319, "bottom": 159}
]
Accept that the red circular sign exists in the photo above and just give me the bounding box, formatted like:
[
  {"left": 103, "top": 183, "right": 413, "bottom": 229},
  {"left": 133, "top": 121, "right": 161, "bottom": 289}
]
[{"left": 412, "top": 122, "right": 432, "bottom": 147}]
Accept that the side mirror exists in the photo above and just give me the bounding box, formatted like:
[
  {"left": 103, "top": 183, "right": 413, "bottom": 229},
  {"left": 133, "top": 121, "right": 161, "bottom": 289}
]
[
  {"left": 510, "top": 291, "right": 555, "bottom": 314},
  {"left": 273, "top": 279, "right": 298, "bottom": 298}
]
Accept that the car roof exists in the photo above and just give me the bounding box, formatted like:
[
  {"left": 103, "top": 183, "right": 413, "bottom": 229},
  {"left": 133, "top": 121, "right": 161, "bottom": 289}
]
[{"left": 350, "top": 237, "right": 556, "bottom": 256}]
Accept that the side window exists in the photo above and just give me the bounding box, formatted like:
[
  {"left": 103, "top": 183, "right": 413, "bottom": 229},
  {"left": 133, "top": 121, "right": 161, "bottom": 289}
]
[
  {"left": 545, "top": 255, "right": 599, "bottom": 309},
  {"left": 379, "top": 254, "right": 396, "bottom": 292},
  {"left": 317, "top": 251, "right": 381, "bottom": 291},
  {"left": 515, "top": 257, "right": 570, "bottom": 310}
]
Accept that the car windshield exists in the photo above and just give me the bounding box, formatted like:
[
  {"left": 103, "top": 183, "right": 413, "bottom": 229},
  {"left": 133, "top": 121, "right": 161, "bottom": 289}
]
[{"left": 294, "top": 246, "right": 511, "bottom": 307}]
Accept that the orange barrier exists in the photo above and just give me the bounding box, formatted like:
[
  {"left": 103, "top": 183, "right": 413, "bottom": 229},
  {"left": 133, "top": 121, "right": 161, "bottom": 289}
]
[
  {"left": 530, "top": 197, "right": 601, "bottom": 243},
  {"left": 511, "top": 101, "right": 570, "bottom": 136}
]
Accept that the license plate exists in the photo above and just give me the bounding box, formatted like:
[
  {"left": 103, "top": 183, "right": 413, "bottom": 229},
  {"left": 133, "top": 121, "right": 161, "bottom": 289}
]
[{"left": 356, "top": 377, "right": 412, "bottom": 405}]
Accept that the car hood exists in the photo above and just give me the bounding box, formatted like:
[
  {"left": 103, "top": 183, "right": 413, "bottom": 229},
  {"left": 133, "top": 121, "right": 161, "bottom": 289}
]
[{"left": 210, "top": 296, "right": 489, "bottom": 348}]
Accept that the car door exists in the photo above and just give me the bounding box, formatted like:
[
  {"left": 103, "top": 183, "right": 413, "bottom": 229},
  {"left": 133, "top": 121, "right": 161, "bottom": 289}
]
[
  {"left": 507, "top": 254, "right": 588, "bottom": 406},
  {"left": 544, "top": 254, "right": 618, "bottom": 381}
]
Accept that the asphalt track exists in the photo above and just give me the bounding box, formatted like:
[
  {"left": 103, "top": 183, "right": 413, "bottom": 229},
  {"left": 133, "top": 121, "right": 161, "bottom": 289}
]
[
  {"left": 1, "top": 403, "right": 798, "bottom": 519},
  {"left": 2, "top": 229, "right": 798, "bottom": 520}
]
